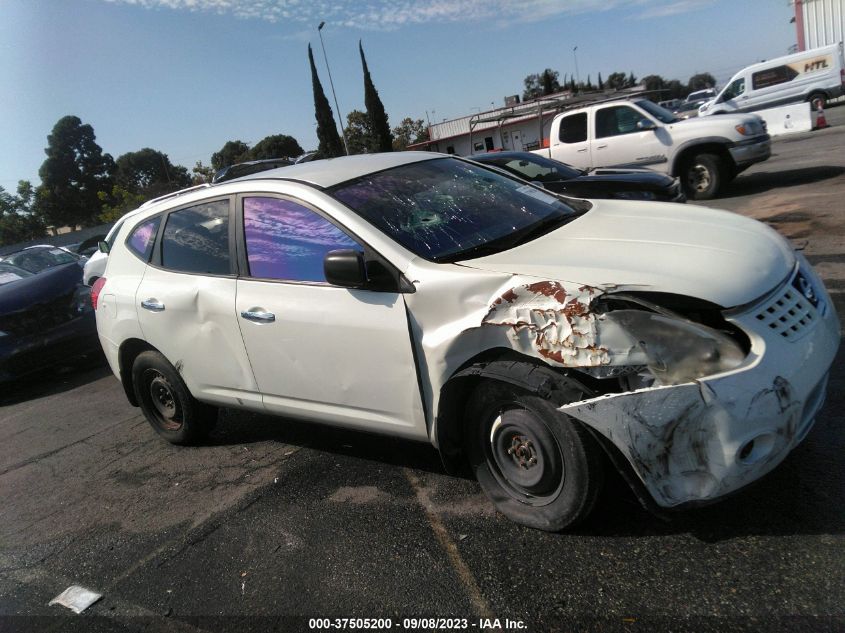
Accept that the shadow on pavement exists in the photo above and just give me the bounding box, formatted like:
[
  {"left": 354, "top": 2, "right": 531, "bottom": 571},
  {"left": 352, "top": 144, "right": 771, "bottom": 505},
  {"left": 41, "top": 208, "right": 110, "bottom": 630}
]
[
  {"left": 728, "top": 165, "right": 845, "bottom": 197},
  {"left": 207, "top": 409, "right": 447, "bottom": 476},
  {"left": 0, "top": 353, "right": 111, "bottom": 406}
]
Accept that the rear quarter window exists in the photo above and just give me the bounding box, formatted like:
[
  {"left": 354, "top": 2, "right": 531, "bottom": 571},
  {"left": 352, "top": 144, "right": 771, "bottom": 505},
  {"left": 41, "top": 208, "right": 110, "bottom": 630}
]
[{"left": 126, "top": 217, "right": 161, "bottom": 262}]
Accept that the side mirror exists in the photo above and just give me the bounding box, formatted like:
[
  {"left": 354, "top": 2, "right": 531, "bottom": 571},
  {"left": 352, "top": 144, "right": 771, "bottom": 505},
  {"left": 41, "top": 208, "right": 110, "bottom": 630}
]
[
  {"left": 324, "top": 249, "right": 366, "bottom": 288},
  {"left": 98, "top": 241, "right": 110, "bottom": 254},
  {"left": 636, "top": 119, "right": 657, "bottom": 131}
]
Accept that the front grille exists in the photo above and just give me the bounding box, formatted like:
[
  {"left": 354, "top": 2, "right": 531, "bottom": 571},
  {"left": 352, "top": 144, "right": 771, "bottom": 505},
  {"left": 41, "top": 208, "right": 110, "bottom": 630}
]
[
  {"left": 0, "top": 291, "right": 76, "bottom": 336},
  {"left": 753, "top": 276, "right": 818, "bottom": 341}
]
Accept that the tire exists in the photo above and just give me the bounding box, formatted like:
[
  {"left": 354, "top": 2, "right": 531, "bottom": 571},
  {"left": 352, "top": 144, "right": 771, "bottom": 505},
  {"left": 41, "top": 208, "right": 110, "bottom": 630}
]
[
  {"left": 465, "top": 380, "right": 603, "bottom": 531},
  {"left": 808, "top": 92, "right": 826, "bottom": 110},
  {"left": 132, "top": 350, "right": 217, "bottom": 445},
  {"left": 682, "top": 153, "right": 724, "bottom": 200}
]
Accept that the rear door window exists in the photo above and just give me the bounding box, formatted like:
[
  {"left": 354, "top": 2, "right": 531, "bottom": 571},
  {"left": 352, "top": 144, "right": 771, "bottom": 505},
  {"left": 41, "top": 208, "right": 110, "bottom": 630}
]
[
  {"left": 243, "top": 197, "right": 359, "bottom": 283},
  {"left": 160, "top": 200, "right": 231, "bottom": 275}
]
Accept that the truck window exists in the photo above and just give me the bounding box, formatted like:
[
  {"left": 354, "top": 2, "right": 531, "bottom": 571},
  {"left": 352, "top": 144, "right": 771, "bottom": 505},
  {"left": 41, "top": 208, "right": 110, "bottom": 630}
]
[
  {"left": 595, "top": 106, "right": 640, "bottom": 138},
  {"left": 558, "top": 113, "right": 587, "bottom": 144},
  {"left": 720, "top": 77, "right": 746, "bottom": 101},
  {"left": 752, "top": 65, "right": 799, "bottom": 90}
]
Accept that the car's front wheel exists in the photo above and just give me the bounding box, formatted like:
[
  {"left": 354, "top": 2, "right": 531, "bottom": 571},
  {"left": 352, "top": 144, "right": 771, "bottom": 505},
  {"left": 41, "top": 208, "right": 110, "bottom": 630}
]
[
  {"left": 683, "top": 153, "right": 724, "bottom": 200},
  {"left": 465, "top": 380, "right": 603, "bottom": 531},
  {"left": 132, "top": 350, "right": 217, "bottom": 445}
]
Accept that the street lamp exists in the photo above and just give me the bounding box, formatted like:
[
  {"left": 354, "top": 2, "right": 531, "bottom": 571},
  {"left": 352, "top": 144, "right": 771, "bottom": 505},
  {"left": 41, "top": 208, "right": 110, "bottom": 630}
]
[
  {"left": 317, "top": 21, "right": 349, "bottom": 155},
  {"left": 573, "top": 46, "right": 580, "bottom": 87}
]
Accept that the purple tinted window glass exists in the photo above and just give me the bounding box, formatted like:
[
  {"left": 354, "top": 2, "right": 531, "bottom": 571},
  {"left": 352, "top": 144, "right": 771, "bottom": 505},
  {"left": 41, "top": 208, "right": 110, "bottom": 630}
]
[
  {"left": 244, "top": 197, "right": 358, "bottom": 282},
  {"left": 127, "top": 217, "right": 160, "bottom": 261}
]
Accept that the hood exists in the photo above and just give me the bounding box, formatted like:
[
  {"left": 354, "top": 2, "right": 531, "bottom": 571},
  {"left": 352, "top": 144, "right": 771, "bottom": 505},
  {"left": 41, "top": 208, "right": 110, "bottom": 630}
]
[
  {"left": 460, "top": 200, "right": 795, "bottom": 308},
  {"left": 0, "top": 262, "right": 83, "bottom": 316},
  {"left": 668, "top": 111, "right": 756, "bottom": 129},
  {"left": 576, "top": 169, "right": 676, "bottom": 188}
]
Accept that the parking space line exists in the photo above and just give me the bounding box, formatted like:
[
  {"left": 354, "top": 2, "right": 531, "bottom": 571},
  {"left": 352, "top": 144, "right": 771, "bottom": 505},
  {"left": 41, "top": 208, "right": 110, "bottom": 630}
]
[{"left": 402, "top": 468, "right": 493, "bottom": 620}]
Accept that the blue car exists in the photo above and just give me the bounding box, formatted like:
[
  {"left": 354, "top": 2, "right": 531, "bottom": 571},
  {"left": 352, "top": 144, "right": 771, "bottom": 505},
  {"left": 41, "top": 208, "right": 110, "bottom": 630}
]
[{"left": 0, "top": 246, "right": 99, "bottom": 381}]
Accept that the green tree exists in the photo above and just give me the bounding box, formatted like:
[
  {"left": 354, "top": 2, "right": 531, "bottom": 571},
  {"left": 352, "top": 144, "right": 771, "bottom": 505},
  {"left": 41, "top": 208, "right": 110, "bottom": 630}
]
[
  {"left": 523, "top": 68, "right": 561, "bottom": 100},
  {"left": 359, "top": 41, "right": 393, "bottom": 153},
  {"left": 249, "top": 134, "right": 304, "bottom": 160},
  {"left": 115, "top": 148, "right": 191, "bottom": 198},
  {"left": 0, "top": 181, "right": 44, "bottom": 246},
  {"left": 344, "top": 110, "right": 375, "bottom": 155},
  {"left": 97, "top": 185, "right": 147, "bottom": 223},
  {"left": 191, "top": 161, "right": 215, "bottom": 185},
  {"left": 666, "top": 79, "right": 685, "bottom": 100},
  {"left": 211, "top": 140, "right": 250, "bottom": 171},
  {"left": 392, "top": 117, "right": 428, "bottom": 151},
  {"left": 606, "top": 72, "right": 628, "bottom": 90},
  {"left": 642, "top": 74, "right": 666, "bottom": 100},
  {"left": 585, "top": 75, "right": 593, "bottom": 90},
  {"left": 628, "top": 71, "right": 638, "bottom": 87},
  {"left": 308, "top": 44, "right": 345, "bottom": 158},
  {"left": 597, "top": 72, "right": 604, "bottom": 90},
  {"left": 688, "top": 72, "right": 717, "bottom": 92},
  {"left": 35, "top": 115, "right": 115, "bottom": 228}
]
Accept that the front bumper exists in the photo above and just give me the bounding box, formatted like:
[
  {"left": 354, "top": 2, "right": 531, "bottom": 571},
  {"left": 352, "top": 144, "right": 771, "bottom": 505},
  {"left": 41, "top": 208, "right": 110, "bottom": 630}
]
[
  {"left": 560, "top": 258, "right": 840, "bottom": 508},
  {"left": 729, "top": 134, "right": 771, "bottom": 169}
]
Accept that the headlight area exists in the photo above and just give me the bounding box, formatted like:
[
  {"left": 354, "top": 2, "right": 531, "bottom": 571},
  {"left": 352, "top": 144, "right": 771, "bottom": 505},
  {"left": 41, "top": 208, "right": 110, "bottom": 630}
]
[{"left": 590, "top": 292, "right": 751, "bottom": 387}]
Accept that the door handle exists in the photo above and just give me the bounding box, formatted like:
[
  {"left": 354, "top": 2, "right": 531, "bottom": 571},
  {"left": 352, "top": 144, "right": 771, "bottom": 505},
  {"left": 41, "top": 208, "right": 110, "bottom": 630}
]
[
  {"left": 596, "top": 144, "right": 608, "bottom": 149},
  {"left": 240, "top": 309, "right": 275, "bottom": 323},
  {"left": 577, "top": 148, "right": 588, "bottom": 153},
  {"left": 141, "top": 299, "right": 165, "bottom": 312}
]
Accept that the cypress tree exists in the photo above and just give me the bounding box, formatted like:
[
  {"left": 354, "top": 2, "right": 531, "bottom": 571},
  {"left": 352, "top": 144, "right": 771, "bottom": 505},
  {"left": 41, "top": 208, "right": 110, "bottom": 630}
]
[
  {"left": 308, "top": 44, "right": 345, "bottom": 158},
  {"left": 598, "top": 72, "right": 604, "bottom": 90},
  {"left": 359, "top": 41, "right": 393, "bottom": 152}
]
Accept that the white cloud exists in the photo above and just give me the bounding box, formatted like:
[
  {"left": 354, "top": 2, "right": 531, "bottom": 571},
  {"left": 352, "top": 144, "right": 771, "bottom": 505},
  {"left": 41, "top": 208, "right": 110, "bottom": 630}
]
[{"left": 103, "top": 0, "right": 717, "bottom": 29}]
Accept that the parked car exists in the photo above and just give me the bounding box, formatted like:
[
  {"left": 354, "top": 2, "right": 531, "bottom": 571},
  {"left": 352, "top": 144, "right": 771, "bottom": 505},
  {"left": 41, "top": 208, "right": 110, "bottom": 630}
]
[
  {"left": 673, "top": 99, "right": 708, "bottom": 119},
  {"left": 470, "top": 151, "right": 685, "bottom": 202},
  {"left": 94, "top": 152, "right": 839, "bottom": 531},
  {"left": 0, "top": 246, "right": 98, "bottom": 381},
  {"left": 699, "top": 42, "right": 845, "bottom": 116},
  {"left": 685, "top": 88, "right": 717, "bottom": 103},
  {"left": 83, "top": 210, "right": 145, "bottom": 286}
]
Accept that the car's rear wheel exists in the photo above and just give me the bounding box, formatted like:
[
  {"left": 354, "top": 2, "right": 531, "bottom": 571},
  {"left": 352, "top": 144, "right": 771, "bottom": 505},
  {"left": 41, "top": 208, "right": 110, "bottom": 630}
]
[
  {"left": 683, "top": 153, "right": 724, "bottom": 200},
  {"left": 465, "top": 380, "right": 603, "bottom": 531},
  {"left": 132, "top": 350, "right": 216, "bottom": 445}
]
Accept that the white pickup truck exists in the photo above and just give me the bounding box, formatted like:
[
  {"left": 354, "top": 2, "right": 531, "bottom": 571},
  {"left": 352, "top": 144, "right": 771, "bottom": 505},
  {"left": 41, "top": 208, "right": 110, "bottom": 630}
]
[{"left": 532, "top": 98, "right": 771, "bottom": 199}]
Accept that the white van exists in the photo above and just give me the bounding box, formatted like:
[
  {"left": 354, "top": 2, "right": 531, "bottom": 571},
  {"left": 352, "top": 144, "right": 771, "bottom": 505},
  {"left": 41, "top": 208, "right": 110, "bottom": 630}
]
[{"left": 700, "top": 42, "right": 845, "bottom": 116}]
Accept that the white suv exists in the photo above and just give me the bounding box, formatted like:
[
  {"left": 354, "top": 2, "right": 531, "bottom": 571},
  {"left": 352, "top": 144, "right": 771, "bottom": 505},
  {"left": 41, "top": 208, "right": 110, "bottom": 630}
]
[{"left": 93, "top": 152, "right": 839, "bottom": 531}]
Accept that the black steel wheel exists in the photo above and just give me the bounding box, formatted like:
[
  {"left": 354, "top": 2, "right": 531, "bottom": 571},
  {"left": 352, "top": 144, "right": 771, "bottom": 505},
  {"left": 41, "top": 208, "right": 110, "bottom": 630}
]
[
  {"left": 466, "top": 380, "right": 603, "bottom": 531},
  {"left": 132, "top": 350, "right": 216, "bottom": 445}
]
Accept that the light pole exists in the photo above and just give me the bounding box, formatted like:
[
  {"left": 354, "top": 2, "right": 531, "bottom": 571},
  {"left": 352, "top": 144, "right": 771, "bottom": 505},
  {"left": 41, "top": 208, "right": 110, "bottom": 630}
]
[
  {"left": 572, "top": 46, "right": 580, "bottom": 87},
  {"left": 317, "top": 21, "right": 349, "bottom": 155}
]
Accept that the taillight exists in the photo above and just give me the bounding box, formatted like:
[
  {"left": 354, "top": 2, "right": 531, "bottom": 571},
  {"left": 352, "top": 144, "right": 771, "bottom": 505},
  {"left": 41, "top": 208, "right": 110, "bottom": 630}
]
[{"left": 91, "top": 277, "right": 107, "bottom": 310}]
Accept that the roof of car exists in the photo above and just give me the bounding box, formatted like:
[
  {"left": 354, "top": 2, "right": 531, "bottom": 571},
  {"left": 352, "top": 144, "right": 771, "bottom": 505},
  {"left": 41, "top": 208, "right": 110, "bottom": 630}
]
[{"left": 231, "top": 151, "right": 441, "bottom": 188}]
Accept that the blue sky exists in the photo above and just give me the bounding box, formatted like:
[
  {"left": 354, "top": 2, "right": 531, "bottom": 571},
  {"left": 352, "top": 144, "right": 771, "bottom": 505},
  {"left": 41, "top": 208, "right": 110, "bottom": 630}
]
[{"left": 0, "top": 0, "right": 795, "bottom": 189}]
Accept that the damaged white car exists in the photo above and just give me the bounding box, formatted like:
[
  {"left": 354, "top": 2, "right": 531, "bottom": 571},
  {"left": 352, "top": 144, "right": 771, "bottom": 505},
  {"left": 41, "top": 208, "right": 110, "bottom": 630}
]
[{"left": 93, "top": 152, "right": 840, "bottom": 531}]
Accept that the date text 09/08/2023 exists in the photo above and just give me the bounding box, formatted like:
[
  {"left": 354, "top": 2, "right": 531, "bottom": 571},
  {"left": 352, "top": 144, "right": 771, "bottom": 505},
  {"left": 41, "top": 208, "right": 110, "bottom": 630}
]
[{"left": 308, "top": 618, "right": 527, "bottom": 630}]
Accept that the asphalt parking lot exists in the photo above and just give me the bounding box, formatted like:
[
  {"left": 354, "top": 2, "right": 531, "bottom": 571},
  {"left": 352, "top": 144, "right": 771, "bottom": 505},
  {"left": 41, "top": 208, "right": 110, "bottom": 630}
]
[{"left": 2, "top": 110, "right": 845, "bottom": 633}]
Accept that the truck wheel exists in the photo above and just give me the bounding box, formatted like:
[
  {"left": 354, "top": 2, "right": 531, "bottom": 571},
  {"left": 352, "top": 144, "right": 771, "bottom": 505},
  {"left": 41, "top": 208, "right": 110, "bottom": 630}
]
[
  {"left": 465, "top": 380, "right": 603, "bottom": 531},
  {"left": 808, "top": 92, "right": 826, "bottom": 110},
  {"left": 132, "top": 351, "right": 217, "bottom": 445},
  {"left": 683, "top": 153, "right": 723, "bottom": 200}
]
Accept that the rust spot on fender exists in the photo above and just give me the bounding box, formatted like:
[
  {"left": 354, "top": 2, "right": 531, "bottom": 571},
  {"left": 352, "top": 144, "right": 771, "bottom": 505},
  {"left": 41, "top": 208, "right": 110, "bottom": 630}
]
[{"left": 483, "top": 281, "right": 609, "bottom": 366}]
